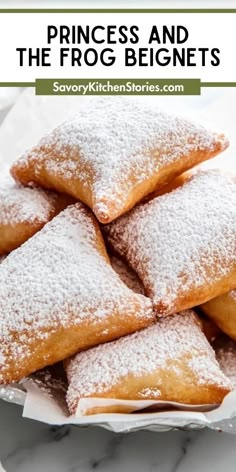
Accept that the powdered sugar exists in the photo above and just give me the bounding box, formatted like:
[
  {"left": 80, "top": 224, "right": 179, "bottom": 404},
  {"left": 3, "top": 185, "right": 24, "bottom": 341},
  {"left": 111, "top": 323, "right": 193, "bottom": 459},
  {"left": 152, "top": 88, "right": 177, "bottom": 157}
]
[
  {"left": 216, "top": 339, "right": 236, "bottom": 388},
  {"left": 0, "top": 203, "right": 152, "bottom": 381},
  {"left": 66, "top": 311, "right": 231, "bottom": 409},
  {"left": 230, "top": 290, "right": 236, "bottom": 301},
  {"left": 105, "top": 170, "right": 236, "bottom": 313},
  {"left": 32, "top": 364, "right": 68, "bottom": 398},
  {"left": 0, "top": 174, "right": 60, "bottom": 225},
  {"left": 14, "top": 98, "right": 227, "bottom": 221}
]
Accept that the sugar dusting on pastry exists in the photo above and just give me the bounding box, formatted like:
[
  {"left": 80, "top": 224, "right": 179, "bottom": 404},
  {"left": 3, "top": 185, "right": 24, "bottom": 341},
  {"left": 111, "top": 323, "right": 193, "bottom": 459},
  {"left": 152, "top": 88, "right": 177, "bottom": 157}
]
[
  {"left": 66, "top": 311, "right": 232, "bottom": 412},
  {"left": 0, "top": 174, "right": 59, "bottom": 225},
  {"left": 13, "top": 97, "right": 228, "bottom": 221},
  {"left": 105, "top": 170, "right": 236, "bottom": 313},
  {"left": 231, "top": 290, "right": 236, "bottom": 301},
  {"left": 215, "top": 339, "right": 236, "bottom": 388},
  {"left": 0, "top": 203, "right": 152, "bottom": 382}
]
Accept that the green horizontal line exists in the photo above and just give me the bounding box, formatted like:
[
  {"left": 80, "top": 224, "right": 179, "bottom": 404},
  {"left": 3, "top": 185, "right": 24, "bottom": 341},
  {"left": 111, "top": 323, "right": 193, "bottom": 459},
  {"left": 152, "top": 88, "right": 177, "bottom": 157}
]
[
  {"left": 201, "top": 82, "right": 236, "bottom": 87},
  {"left": 0, "top": 9, "right": 235, "bottom": 14},
  {"left": 0, "top": 82, "right": 35, "bottom": 87},
  {"left": 0, "top": 82, "right": 236, "bottom": 88}
]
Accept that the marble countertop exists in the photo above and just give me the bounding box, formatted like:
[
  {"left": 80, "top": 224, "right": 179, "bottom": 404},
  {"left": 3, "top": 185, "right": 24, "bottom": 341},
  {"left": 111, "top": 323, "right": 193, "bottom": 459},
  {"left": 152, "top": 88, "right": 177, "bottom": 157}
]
[{"left": 1, "top": 400, "right": 236, "bottom": 472}]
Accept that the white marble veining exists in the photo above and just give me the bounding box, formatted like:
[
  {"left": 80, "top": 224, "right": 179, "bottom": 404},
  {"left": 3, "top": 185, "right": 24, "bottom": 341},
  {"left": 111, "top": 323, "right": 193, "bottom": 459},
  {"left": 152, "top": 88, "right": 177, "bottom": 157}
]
[{"left": 1, "top": 400, "right": 236, "bottom": 472}]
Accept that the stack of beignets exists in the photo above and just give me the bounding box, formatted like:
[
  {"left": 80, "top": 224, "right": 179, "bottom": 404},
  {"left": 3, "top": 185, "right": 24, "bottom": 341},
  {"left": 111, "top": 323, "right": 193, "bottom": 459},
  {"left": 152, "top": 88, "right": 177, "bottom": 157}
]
[{"left": 0, "top": 97, "right": 234, "bottom": 416}]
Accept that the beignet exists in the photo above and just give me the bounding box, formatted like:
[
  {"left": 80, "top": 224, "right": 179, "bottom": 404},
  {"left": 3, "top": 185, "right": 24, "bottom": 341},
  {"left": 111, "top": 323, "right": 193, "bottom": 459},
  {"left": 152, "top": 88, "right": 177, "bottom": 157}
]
[
  {"left": 10, "top": 98, "right": 228, "bottom": 223},
  {"left": 105, "top": 170, "right": 236, "bottom": 316},
  {"left": 0, "top": 174, "right": 71, "bottom": 254},
  {"left": 201, "top": 290, "right": 236, "bottom": 340},
  {"left": 0, "top": 203, "right": 153, "bottom": 384},
  {"left": 66, "top": 311, "right": 232, "bottom": 415}
]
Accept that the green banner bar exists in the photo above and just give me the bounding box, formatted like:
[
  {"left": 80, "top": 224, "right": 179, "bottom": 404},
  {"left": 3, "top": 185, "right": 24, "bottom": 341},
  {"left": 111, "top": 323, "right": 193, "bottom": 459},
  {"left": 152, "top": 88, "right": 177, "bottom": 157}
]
[
  {"left": 0, "top": 82, "right": 35, "bottom": 87},
  {"left": 201, "top": 82, "right": 236, "bottom": 87},
  {"left": 0, "top": 81, "right": 235, "bottom": 91},
  {"left": 35, "top": 79, "right": 201, "bottom": 96}
]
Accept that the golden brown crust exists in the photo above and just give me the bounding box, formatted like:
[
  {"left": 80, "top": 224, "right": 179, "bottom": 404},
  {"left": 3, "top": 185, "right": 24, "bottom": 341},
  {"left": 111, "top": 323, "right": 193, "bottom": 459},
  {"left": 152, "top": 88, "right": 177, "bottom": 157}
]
[
  {"left": 105, "top": 170, "right": 236, "bottom": 317},
  {"left": 10, "top": 98, "right": 228, "bottom": 224},
  {"left": 80, "top": 382, "right": 230, "bottom": 416},
  {"left": 0, "top": 193, "right": 73, "bottom": 255},
  {"left": 7, "top": 312, "right": 153, "bottom": 384},
  {"left": 161, "top": 268, "right": 236, "bottom": 318},
  {"left": 0, "top": 222, "right": 40, "bottom": 255},
  {"left": 11, "top": 140, "right": 227, "bottom": 225},
  {"left": 143, "top": 170, "right": 194, "bottom": 202},
  {"left": 0, "top": 203, "right": 153, "bottom": 384},
  {"left": 201, "top": 290, "right": 236, "bottom": 341},
  {"left": 0, "top": 174, "right": 74, "bottom": 255},
  {"left": 66, "top": 312, "right": 232, "bottom": 415}
]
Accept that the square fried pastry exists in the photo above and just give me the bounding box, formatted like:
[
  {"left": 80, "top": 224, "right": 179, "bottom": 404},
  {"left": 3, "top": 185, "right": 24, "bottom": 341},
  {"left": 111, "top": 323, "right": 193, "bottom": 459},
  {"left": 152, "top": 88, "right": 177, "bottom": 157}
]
[
  {"left": 65, "top": 311, "right": 232, "bottom": 415},
  {"left": 0, "top": 174, "right": 72, "bottom": 254},
  {"left": 0, "top": 202, "right": 153, "bottom": 384},
  {"left": 201, "top": 290, "right": 236, "bottom": 341},
  {"left": 105, "top": 170, "right": 236, "bottom": 316},
  {"left": 10, "top": 98, "right": 228, "bottom": 223}
]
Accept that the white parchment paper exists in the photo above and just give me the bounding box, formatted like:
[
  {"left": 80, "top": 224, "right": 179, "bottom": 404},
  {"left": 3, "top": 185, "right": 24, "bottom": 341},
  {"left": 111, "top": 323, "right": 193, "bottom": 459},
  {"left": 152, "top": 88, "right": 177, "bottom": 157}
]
[{"left": 21, "top": 381, "right": 236, "bottom": 433}]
